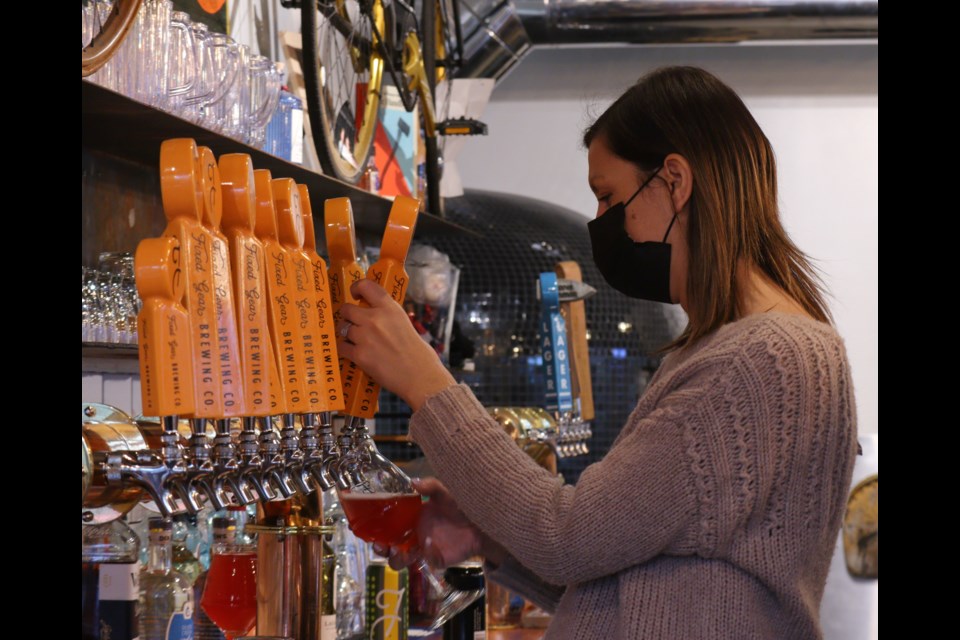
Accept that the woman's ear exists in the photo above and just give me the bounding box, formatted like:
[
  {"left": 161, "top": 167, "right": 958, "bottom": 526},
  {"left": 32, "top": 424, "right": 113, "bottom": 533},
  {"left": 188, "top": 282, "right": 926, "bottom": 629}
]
[{"left": 662, "top": 153, "right": 694, "bottom": 213}]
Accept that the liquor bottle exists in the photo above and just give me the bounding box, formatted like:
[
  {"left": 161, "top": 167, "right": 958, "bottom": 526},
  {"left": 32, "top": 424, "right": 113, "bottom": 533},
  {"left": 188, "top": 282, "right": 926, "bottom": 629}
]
[
  {"left": 324, "top": 488, "right": 366, "bottom": 639},
  {"left": 225, "top": 504, "right": 256, "bottom": 546},
  {"left": 140, "top": 518, "right": 195, "bottom": 640},
  {"left": 82, "top": 519, "right": 141, "bottom": 640},
  {"left": 172, "top": 515, "right": 202, "bottom": 587},
  {"left": 320, "top": 528, "right": 337, "bottom": 640},
  {"left": 365, "top": 559, "right": 408, "bottom": 640}
]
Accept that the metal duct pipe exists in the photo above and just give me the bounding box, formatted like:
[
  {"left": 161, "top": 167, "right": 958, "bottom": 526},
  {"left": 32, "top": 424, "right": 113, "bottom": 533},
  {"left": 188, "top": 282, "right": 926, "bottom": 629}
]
[
  {"left": 454, "top": 0, "right": 877, "bottom": 82},
  {"left": 457, "top": 0, "right": 533, "bottom": 80},
  {"left": 512, "top": 0, "right": 879, "bottom": 45}
]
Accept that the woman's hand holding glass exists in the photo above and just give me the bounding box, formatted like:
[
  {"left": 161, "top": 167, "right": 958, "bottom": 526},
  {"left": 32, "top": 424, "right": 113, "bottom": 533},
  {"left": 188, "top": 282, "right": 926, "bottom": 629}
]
[{"left": 372, "top": 478, "right": 490, "bottom": 571}]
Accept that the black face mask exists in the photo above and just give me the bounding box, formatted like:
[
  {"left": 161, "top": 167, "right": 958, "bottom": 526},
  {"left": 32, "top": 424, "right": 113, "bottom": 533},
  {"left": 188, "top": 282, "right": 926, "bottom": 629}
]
[{"left": 587, "top": 167, "right": 678, "bottom": 303}]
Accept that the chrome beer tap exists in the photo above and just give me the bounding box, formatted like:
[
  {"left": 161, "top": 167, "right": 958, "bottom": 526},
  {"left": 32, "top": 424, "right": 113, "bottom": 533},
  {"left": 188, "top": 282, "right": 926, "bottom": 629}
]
[
  {"left": 131, "top": 233, "right": 201, "bottom": 516},
  {"left": 297, "top": 185, "right": 348, "bottom": 492},
  {"left": 235, "top": 416, "right": 279, "bottom": 501},
  {"left": 278, "top": 413, "right": 313, "bottom": 495},
  {"left": 83, "top": 404, "right": 180, "bottom": 522},
  {"left": 331, "top": 416, "right": 366, "bottom": 489},
  {"left": 252, "top": 169, "right": 307, "bottom": 501},
  {"left": 306, "top": 411, "right": 341, "bottom": 491},
  {"left": 102, "top": 447, "right": 181, "bottom": 517},
  {"left": 161, "top": 417, "right": 204, "bottom": 513},
  {"left": 180, "top": 418, "right": 226, "bottom": 509},
  {"left": 259, "top": 415, "right": 298, "bottom": 498},
  {"left": 211, "top": 418, "right": 257, "bottom": 505}
]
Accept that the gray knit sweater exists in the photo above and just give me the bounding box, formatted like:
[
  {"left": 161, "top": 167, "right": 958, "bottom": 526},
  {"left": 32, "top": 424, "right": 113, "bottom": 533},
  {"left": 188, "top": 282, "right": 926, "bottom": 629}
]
[{"left": 408, "top": 312, "right": 858, "bottom": 639}]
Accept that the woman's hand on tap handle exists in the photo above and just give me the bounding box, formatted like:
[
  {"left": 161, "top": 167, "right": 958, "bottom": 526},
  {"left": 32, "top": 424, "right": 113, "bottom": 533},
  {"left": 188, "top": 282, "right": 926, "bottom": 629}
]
[{"left": 338, "top": 279, "right": 457, "bottom": 412}]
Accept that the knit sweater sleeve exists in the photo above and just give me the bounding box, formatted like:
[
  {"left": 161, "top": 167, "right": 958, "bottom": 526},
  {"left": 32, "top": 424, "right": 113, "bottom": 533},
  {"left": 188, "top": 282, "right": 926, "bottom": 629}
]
[
  {"left": 406, "top": 330, "right": 778, "bottom": 585},
  {"left": 409, "top": 317, "right": 852, "bottom": 588}
]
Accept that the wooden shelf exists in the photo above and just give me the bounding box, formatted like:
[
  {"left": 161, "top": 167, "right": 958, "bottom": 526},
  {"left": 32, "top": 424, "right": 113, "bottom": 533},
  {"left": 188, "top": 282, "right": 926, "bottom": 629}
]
[
  {"left": 81, "top": 79, "right": 475, "bottom": 237},
  {"left": 82, "top": 342, "right": 140, "bottom": 374}
]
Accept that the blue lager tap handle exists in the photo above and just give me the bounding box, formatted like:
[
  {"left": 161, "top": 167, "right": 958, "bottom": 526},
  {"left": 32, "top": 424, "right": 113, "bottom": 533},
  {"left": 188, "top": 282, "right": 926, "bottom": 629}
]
[{"left": 538, "top": 272, "right": 574, "bottom": 415}]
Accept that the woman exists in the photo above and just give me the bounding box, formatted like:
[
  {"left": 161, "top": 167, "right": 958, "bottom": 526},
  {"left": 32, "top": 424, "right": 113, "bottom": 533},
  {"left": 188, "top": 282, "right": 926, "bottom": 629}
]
[{"left": 338, "top": 66, "right": 858, "bottom": 639}]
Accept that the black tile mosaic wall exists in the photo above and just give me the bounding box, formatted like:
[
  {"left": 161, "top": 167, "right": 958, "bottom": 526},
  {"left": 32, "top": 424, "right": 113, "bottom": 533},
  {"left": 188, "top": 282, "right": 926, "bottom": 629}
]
[{"left": 372, "top": 189, "right": 684, "bottom": 483}]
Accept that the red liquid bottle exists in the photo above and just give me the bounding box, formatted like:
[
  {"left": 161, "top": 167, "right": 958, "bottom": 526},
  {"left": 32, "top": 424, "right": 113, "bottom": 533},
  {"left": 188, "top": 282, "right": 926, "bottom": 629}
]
[{"left": 200, "top": 517, "right": 258, "bottom": 640}]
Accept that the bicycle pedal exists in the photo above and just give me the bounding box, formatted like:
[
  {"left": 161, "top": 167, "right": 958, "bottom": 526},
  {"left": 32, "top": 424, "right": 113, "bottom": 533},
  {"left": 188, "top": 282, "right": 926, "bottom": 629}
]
[{"left": 437, "top": 118, "right": 488, "bottom": 136}]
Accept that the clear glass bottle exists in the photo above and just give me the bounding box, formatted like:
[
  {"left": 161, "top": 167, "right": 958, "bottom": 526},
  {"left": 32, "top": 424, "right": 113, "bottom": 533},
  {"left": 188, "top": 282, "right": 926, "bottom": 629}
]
[
  {"left": 324, "top": 488, "right": 365, "bottom": 640},
  {"left": 172, "top": 515, "right": 202, "bottom": 587},
  {"left": 140, "top": 517, "right": 195, "bottom": 640},
  {"left": 225, "top": 504, "right": 256, "bottom": 546},
  {"left": 261, "top": 88, "right": 304, "bottom": 164},
  {"left": 320, "top": 529, "right": 337, "bottom": 640},
  {"left": 82, "top": 519, "right": 141, "bottom": 640}
]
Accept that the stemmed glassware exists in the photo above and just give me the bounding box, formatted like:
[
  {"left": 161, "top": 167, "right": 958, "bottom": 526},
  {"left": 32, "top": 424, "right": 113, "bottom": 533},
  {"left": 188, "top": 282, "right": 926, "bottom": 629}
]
[
  {"left": 335, "top": 424, "right": 484, "bottom": 629},
  {"left": 200, "top": 517, "right": 258, "bottom": 640}
]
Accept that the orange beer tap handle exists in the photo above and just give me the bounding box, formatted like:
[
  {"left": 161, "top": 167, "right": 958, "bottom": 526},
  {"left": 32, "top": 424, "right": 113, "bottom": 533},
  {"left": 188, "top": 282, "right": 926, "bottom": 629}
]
[
  {"left": 198, "top": 147, "right": 245, "bottom": 417},
  {"left": 160, "top": 139, "right": 224, "bottom": 419},
  {"left": 324, "top": 198, "right": 367, "bottom": 412},
  {"left": 324, "top": 198, "right": 366, "bottom": 316},
  {"left": 300, "top": 184, "right": 345, "bottom": 413},
  {"left": 135, "top": 236, "right": 196, "bottom": 417},
  {"left": 253, "top": 169, "right": 304, "bottom": 414},
  {"left": 220, "top": 153, "right": 274, "bottom": 417},
  {"left": 273, "top": 177, "right": 325, "bottom": 413},
  {"left": 348, "top": 196, "right": 421, "bottom": 419}
]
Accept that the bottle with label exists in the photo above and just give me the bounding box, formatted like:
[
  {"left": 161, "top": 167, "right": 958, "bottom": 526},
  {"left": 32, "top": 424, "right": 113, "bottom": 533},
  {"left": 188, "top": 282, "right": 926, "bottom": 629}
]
[
  {"left": 172, "top": 515, "right": 202, "bottom": 587},
  {"left": 320, "top": 527, "right": 338, "bottom": 640},
  {"left": 365, "top": 559, "right": 409, "bottom": 640},
  {"left": 225, "top": 504, "right": 256, "bottom": 546},
  {"left": 324, "top": 488, "right": 366, "bottom": 639},
  {"left": 442, "top": 563, "right": 485, "bottom": 640},
  {"left": 140, "top": 518, "right": 195, "bottom": 640},
  {"left": 82, "top": 519, "right": 141, "bottom": 640}
]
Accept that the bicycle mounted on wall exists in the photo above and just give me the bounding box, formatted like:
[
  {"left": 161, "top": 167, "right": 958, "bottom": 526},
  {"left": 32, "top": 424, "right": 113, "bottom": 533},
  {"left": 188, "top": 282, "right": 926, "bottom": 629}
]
[{"left": 82, "top": 0, "right": 490, "bottom": 220}]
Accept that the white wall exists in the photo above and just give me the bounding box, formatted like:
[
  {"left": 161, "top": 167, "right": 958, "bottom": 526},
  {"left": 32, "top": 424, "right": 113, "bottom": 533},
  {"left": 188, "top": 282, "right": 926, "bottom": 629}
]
[{"left": 458, "top": 43, "right": 879, "bottom": 436}]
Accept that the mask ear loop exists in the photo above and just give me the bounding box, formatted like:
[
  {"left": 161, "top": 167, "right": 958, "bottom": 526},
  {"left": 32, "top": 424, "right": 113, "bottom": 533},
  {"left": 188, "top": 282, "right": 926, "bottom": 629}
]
[
  {"left": 623, "top": 166, "right": 663, "bottom": 209},
  {"left": 661, "top": 210, "right": 679, "bottom": 243},
  {"left": 660, "top": 171, "right": 681, "bottom": 243}
]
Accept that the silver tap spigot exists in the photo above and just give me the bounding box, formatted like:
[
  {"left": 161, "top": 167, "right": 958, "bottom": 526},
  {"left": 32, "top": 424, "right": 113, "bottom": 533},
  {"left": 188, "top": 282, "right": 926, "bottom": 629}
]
[
  {"left": 212, "top": 419, "right": 257, "bottom": 505},
  {"left": 332, "top": 416, "right": 366, "bottom": 489},
  {"left": 183, "top": 418, "right": 226, "bottom": 510},
  {"left": 307, "top": 411, "right": 340, "bottom": 491},
  {"left": 153, "top": 416, "right": 204, "bottom": 514},
  {"left": 237, "top": 417, "right": 278, "bottom": 502},
  {"left": 259, "top": 416, "right": 297, "bottom": 498},
  {"left": 298, "top": 413, "right": 328, "bottom": 492},
  {"left": 103, "top": 449, "right": 181, "bottom": 517},
  {"left": 280, "top": 414, "right": 314, "bottom": 495}
]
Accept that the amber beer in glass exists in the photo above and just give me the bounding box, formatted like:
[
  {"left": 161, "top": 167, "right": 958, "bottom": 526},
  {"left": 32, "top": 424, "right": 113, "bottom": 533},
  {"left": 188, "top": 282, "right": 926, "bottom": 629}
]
[{"left": 340, "top": 491, "right": 423, "bottom": 551}]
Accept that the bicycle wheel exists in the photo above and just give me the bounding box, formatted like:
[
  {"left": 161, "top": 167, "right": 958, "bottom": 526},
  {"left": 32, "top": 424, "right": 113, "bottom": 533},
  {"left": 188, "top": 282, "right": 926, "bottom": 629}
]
[
  {"left": 302, "top": 0, "right": 388, "bottom": 184},
  {"left": 419, "top": 0, "right": 443, "bottom": 216},
  {"left": 82, "top": 0, "right": 142, "bottom": 77}
]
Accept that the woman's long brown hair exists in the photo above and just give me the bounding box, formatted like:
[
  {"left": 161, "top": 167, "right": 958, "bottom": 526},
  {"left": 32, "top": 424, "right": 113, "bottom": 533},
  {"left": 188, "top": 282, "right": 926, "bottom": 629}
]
[{"left": 584, "top": 66, "right": 831, "bottom": 351}]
